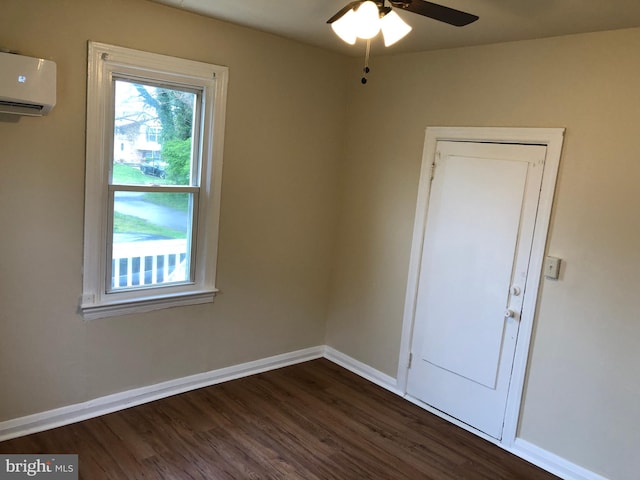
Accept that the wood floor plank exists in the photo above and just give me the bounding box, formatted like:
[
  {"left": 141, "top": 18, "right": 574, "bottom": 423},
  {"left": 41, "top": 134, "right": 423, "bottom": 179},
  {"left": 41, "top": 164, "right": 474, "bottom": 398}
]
[{"left": 0, "top": 359, "right": 558, "bottom": 479}]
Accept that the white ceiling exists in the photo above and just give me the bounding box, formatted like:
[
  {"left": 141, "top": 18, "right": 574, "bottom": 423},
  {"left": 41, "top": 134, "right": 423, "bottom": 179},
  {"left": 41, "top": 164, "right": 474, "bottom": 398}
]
[{"left": 149, "top": 0, "right": 640, "bottom": 56}]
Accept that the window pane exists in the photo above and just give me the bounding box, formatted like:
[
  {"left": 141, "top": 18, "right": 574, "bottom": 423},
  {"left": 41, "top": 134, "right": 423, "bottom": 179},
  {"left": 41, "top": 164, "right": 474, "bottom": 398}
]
[
  {"left": 111, "top": 191, "right": 193, "bottom": 290},
  {"left": 112, "top": 79, "right": 197, "bottom": 186}
]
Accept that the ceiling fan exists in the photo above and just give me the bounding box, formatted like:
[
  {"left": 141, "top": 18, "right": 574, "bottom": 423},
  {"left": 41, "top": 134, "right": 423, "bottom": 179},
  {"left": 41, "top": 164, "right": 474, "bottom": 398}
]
[
  {"left": 327, "top": 1, "right": 478, "bottom": 83},
  {"left": 327, "top": 0, "right": 479, "bottom": 29}
]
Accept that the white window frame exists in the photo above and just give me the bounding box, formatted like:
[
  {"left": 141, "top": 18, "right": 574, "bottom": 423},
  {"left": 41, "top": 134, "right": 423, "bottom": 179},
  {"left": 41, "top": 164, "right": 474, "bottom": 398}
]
[{"left": 81, "top": 42, "right": 228, "bottom": 320}]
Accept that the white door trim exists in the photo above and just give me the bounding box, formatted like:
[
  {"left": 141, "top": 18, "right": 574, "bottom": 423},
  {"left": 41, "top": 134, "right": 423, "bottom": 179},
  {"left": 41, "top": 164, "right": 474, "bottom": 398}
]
[{"left": 397, "top": 126, "right": 565, "bottom": 446}]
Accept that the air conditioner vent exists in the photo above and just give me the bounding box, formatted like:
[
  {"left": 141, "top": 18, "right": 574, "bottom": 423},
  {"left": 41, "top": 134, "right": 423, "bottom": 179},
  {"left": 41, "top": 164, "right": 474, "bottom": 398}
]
[{"left": 0, "top": 100, "right": 45, "bottom": 116}]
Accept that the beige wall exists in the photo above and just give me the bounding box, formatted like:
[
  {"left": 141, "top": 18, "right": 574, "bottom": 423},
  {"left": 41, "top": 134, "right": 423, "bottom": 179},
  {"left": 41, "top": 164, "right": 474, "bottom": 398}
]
[
  {"left": 2, "top": 1, "right": 640, "bottom": 478},
  {"left": 0, "top": 0, "right": 346, "bottom": 418},
  {"left": 326, "top": 29, "right": 640, "bottom": 480}
]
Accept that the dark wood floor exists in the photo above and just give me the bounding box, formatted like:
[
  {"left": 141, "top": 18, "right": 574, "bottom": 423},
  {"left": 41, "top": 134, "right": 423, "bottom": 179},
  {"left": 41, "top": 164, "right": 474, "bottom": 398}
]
[{"left": 0, "top": 359, "right": 558, "bottom": 479}]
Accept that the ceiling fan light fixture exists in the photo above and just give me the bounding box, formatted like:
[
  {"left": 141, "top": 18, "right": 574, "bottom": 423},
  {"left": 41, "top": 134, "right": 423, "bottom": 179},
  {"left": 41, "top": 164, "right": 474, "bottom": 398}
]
[
  {"left": 380, "top": 10, "right": 412, "bottom": 47},
  {"left": 354, "top": 1, "right": 381, "bottom": 40},
  {"left": 331, "top": 8, "right": 358, "bottom": 44}
]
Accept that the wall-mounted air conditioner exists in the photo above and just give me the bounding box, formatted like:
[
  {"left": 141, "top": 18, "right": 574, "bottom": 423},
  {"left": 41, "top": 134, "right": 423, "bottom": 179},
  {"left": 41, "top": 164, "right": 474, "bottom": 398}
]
[{"left": 0, "top": 51, "right": 56, "bottom": 116}]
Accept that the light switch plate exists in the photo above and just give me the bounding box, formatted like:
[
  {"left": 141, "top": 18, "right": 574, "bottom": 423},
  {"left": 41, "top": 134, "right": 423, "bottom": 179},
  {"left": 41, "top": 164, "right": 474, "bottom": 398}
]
[{"left": 544, "top": 256, "right": 561, "bottom": 279}]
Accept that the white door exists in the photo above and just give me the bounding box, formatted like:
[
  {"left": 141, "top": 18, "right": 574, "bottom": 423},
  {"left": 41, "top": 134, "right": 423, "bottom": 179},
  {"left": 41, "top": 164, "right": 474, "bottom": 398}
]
[{"left": 406, "top": 140, "right": 546, "bottom": 439}]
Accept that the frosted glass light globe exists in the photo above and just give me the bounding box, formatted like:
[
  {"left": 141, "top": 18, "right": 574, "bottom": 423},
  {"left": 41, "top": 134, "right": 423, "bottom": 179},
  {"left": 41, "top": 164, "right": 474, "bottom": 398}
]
[{"left": 355, "top": 1, "right": 381, "bottom": 40}]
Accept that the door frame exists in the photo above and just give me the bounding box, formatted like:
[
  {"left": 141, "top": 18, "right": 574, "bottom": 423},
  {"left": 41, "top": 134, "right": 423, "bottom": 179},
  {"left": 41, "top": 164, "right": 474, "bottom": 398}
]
[{"left": 397, "top": 127, "right": 565, "bottom": 446}]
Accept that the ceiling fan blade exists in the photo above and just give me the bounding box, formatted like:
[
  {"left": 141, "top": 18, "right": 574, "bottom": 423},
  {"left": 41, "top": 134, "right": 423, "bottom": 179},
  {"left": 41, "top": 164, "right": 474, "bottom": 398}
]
[
  {"left": 327, "top": 1, "right": 364, "bottom": 24},
  {"left": 396, "top": 0, "right": 478, "bottom": 27}
]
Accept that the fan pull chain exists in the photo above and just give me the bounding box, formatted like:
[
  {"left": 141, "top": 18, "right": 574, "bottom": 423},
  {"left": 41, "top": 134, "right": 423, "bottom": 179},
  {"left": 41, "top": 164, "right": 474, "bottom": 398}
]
[{"left": 361, "top": 39, "right": 371, "bottom": 84}]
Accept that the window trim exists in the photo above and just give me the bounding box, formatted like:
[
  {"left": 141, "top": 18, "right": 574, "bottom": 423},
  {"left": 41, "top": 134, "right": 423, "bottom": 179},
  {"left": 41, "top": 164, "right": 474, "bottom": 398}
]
[{"left": 81, "top": 42, "right": 228, "bottom": 320}]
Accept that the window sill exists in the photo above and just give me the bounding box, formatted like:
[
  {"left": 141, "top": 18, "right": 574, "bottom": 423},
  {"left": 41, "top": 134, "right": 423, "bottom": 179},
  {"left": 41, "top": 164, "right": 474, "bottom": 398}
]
[{"left": 80, "top": 289, "right": 217, "bottom": 320}]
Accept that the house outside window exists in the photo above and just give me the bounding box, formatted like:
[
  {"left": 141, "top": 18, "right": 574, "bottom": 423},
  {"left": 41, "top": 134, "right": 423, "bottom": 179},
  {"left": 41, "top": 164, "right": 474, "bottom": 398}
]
[
  {"left": 145, "top": 125, "right": 161, "bottom": 143},
  {"left": 81, "top": 42, "right": 228, "bottom": 319}
]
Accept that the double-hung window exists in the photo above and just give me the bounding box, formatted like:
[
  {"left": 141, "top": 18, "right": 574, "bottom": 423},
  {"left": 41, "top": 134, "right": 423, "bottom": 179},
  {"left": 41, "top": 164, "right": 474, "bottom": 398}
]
[{"left": 81, "top": 42, "right": 228, "bottom": 319}]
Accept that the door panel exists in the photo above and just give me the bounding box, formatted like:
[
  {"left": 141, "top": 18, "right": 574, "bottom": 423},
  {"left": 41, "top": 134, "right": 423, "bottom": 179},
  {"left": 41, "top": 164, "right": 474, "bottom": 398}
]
[
  {"left": 406, "top": 141, "right": 546, "bottom": 439},
  {"left": 420, "top": 154, "right": 528, "bottom": 389}
]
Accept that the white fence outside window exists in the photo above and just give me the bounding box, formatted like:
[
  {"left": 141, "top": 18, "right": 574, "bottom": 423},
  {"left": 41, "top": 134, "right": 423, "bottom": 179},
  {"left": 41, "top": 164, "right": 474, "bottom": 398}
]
[{"left": 112, "top": 239, "right": 187, "bottom": 289}]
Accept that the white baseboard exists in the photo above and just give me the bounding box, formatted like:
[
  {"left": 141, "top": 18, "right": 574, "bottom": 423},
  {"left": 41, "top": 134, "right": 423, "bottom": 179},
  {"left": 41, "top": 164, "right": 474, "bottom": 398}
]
[
  {"left": 0, "top": 346, "right": 324, "bottom": 442},
  {"left": 0, "top": 345, "right": 610, "bottom": 480},
  {"left": 323, "top": 346, "right": 403, "bottom": 396},
  {"left": 512, "top": 439, "right": 610, "bottom": 480}
]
